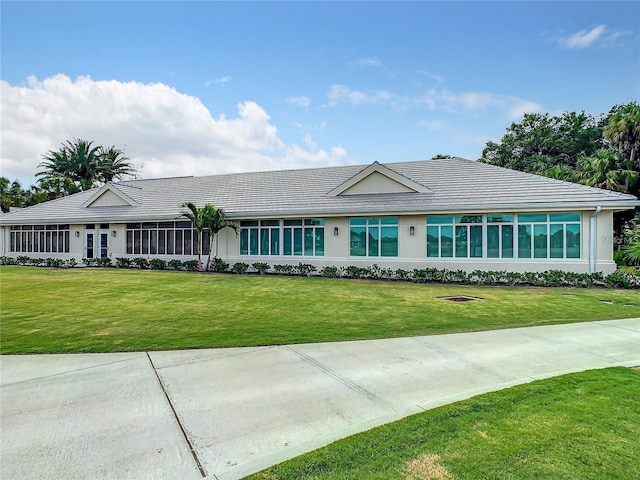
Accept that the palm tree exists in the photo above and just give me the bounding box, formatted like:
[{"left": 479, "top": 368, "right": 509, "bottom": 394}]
[
  {"left": 180, "top": 202, "right": 237, "bottom": 271},
  {"left": 38, "top": 138, "right": 102, "bottom": 190},
  {"left": 604, "top": 102, "right": 640, "bottom": 168},
  {"left": 202, "top": 205, "right": 237, "bottom": 271},
  {"left": 575, "top": 149, "right": 638, "bottom": 194},
  {"left": 544, "top": 165, "right": 575, "bottom": 182},
  {"left": 98, "top": 146, "right": 134, "bottom": 183}
]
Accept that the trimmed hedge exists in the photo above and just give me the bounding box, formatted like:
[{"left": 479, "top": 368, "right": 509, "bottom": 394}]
[{"left": 2, "top": 256, "right": 639, "bottom": 289}]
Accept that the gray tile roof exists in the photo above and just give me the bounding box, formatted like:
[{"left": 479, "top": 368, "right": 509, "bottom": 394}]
[{"left": 1, "top": 158, "right": 638, "bottom": 225}]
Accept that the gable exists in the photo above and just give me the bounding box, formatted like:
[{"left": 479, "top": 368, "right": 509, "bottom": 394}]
[
  {"left": 339, "top": 171, "right": 417, "bottom": 195},
  {"left": 327, "top": 161, "right": 430, "bottom": 196},
  {"left": 82, "top": 183, "right": 139, "bottom": 208}
]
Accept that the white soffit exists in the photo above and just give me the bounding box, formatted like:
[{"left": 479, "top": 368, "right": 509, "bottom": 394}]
[{"left": 326, "top": 161, "right": 431, "bottom": 196}]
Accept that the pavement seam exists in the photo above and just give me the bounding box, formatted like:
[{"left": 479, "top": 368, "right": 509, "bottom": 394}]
[
  {"left": 0, "top": 355, "right": 147, "bottom": 388},
  {"left": 285, "top": 346, "right": 397, "bottom": 411},
  {"left": 145, "top": 352, "right": 208, "bottom": 479}
]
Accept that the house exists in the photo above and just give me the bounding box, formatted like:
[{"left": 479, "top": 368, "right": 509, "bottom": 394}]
[{"left": 1, "top": 158, "right": 638, "bottom": 274}]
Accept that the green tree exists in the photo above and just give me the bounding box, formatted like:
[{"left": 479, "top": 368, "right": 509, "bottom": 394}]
[
  {"left": 180, "top": 203, "right": 237, "bottom": 272},
  {"left": 0, "top": 178, "right": 31, "bottom": 212},
  {"left": 480, "top": 111, "right": 604, "bottom": 173},
  {"left": 575, "top": 149, "right": 638, "bottom": 194},
  {"left": 604, "top": 102, "right": 640, "bottom": 168},
  {"left": 37, "top": 138, "right": 136, "bottom": 191},
  {"left": 97, "top": 146, "right": 135, "bottom": 182}
]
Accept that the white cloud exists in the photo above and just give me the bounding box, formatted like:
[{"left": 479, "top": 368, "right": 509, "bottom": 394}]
[
  {"left": 326, "top": 84, "right": 396, "bottom": 107},
  {"left": 416, "top": 70, "right": 445, "bottom": 85},
  {"left": 327, "top": 84, "right": 542, "bottom": 120},
  {"left": 558, "top": 25, "right": 606, "bottom": 49},
  {"left": 286, "top": 96, "right": 311, "bottom": 107},
  {"left": 350, "top": 57, "right": 383, "bottom": 68},
  {"left": 0, "top": 74, "right": 348, "bottom": 185},
  {"left": 205, "top": 76, "right": 232, "bottom": 86}
]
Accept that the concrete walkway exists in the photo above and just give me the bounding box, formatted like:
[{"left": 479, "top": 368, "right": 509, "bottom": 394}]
[{"left": 1, "top": 318, "right": 639, "bottom": 480}]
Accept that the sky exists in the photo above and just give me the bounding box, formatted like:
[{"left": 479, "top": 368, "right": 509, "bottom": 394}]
[{"left": 1, "top": 1, "right": 639, "bottom": 188}]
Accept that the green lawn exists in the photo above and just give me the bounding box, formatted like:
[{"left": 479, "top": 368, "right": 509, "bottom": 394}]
[
  {"left": 247, "top": 367, "right": 640, "bottom": 480},
  {"left": 1, "top": 266, "right": 639, "bottom": 354}
]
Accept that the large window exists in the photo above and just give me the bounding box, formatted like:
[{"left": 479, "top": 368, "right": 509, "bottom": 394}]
[
  {"left": 350, "top": 217, "right": 398, "bottom": 257},
  {"left": 126, "top": 222, "right": 206, "bottom": 256},
  {"left": 10, "top": 224, "right": 70, "bottom": 254},
  {"left": 240, "top": 219, "right": 324, "bottom": 256},
  {"left": 427, "top": 213, "right": 581, "bottom": 260},
  {"left": 518, "top": 213, "right": 580, "bottom": 259}
]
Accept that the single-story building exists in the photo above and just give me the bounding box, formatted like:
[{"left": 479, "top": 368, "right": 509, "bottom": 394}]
[{"left": 1, "top": 158, "right": 638, "bottom": 273}]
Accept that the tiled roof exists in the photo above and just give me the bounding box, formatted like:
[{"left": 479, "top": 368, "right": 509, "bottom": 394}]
[{"left": 2, "top": 158, "right": 638, "bottom": 224}]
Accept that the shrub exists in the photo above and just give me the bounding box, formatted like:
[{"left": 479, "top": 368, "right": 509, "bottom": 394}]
[
  {"left": 168, "top": 259, "right": 184, "bottom": 270},
  {"left": 132, "top": 257, "right": 149, "bottom": 269},
  {"left": 64, "top": 258, "right": 77, "bottom": 268},
  {"left": 252, "top": 262, "right": 270, "bottom": 274},
  {"left": 182, "top": 260, "right": 200, "bottom": 271},
  {"left": 395, "top": 268, "right": 410, "bottom": 280},
  {"left": 30, "top": 257, "right": 45, "bottom": 266},
  {"left": 232, "top": 262, "right": 249, "bottom": 274},
  {"left": 0, "top": 256, "right": 17, "bottom": 265},
  {"left": 149, "top": 258, "right": 167, "bottom": 270},
  {"left": 273, "top": 264, "right": 294, "bottom": 275},
  {"left": 296, "top": 263, "right": 317, "bottom": 276},
  {"left": 209, "top": 257, "right": 228, "bottom": 272},
  {"left": 115, "top": 257, "right": 133, "bottom": 268},
  {"left": 321, "top": 266, "right": 340, "bottom": 278},
  {"left": 95, "top": 257, "right": 112, "bottom": 268},
  {"left": 16, "top": 256, "right": 31, "bottom": 266}
]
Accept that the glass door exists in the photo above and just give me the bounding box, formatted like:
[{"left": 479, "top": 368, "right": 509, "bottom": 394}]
[
  {"left": 98, "top": 229, "right": 109, "bottom": 258},
  {"left": 85, "top": 231, "right": 95, "bottom": 258}
]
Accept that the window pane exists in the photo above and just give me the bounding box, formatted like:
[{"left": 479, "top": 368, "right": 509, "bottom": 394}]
[
  {"left": 487, "top": 225, "right": 500, "bottom": 258},
  {"left": 470, "top": 225, "right": 482, "bottom": 258},
  {"left": 271, "top": 228, "right": 279, "bottom": 255},
  {"left": 249, "top": 229, "right": 259, "bottom": 255},
  {"left": 202, "top": 230, "right": 210, "bottom": 256},
  {"left": 142, "top": 222, "right": 157, "bottom": 229},
  {"left": 519, "top": 213, "right": 547, "bottom": 223},
  {"left": 283, "top": 228, "right": 292, "bottom": 255},
  {"left": 487, "top": 214, "right": 513, "bottom": 223},
  {"left": 455, "top": 226, "right": 468, "bottom": 257},
  {"left": 502, "top": 225, "right": 514, "bottom": 258},
  {"left": 261, "top": 220, "right": 279, "bottom": 227},
  {"left": 518, "top": 225, "right": 531, "bottom": 258},
  {"left": 566, "top": 224, "right": 581, "bottom": 258},
  {"left": 381, "top": 216, "right": 398, "bottom": 225},
  {"left": 142, "top": 230, "right": 149, "bottom": 254},
  {"left": 293, "top": 228, "right": 303, "bottom": 255},
  {"left": 368, "top": 226, "right": 379, "bottom": 256},
  {"left": 304, "top": 228, "right": 314, "bottom": 256},
  {"left": 350, "top": 226, "right": 366, "bottom": 256},
  {"left": 549, "top": 224, "right": 564, "bottom": 258},
  {"left": 127, "top": 231, "right": 134, "bottom": 254},
  {"left": 427, "top": 226, "right": 439, "bottom": 257},
  {"left": 240, "top": 229, "right": 249, "bottom": 255},
  {"left": 284, "top": 220, "right": 303, "bottom": 226},
  {"left": 534, "top": 224, "right": 548, "bottom": 258},
  {"left": 456, "top": 215, "right": 482, "bottom": 224},
  {"left": 260, "top": 228, "right": 270, "bottom": 255},
  {"left": 176, "top": 221, "right": 191, "bottom": 229},
  {"left": 350, "top": 218, "right": 366, "bottom": 226},
  {"left": 150, "top": 230, "right": 158, "bottom": 255},
  {"left": 240, "top": 220, "right": 259, "bottom": 227},
  {"left": 441, "top": 226, "right": 453, "bottom": 257},
  {"left": 174, "top": 231, "right": 182, "bottom": 255},
  {"left": 166, "top": 230, "right": 174, "bottom": 255},
  {"left": 183, "top": 230, "right": 192, "bottom": 255},
  {"left": 158, "top": 230, "right": 166, "bottom": 255},
  {"left": 367, "top": 217, "right": 380, "bottom": 226},
  {"left": 550, "top": 213, "right": 580, "bottom": 222},
  {"left": 380, "top": 226, "right": 398, "bottom": 257},
  {"left": 305, "top": 218, "right": 324, "bottom": 226},
  {"left": 64, "top": 231, "right": 70, "bottom": 253},
  {"left": 427, "top": 216, "right": 453, "bottom": 225},
  {"left": 315, "top": 228, "right": 324, "bottom": 256}
]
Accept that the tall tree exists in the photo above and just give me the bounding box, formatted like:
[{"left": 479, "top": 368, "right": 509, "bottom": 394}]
[
  {"left": 480, "top": 111, "right": 604, "bottom": 173},
  {"left": 180, "top": 202, "right": 237, "bottom": 272},
  {"left": 97, "top": 146, "right": 135, "bottom": 182},
  {"left": 37, "top": 138, "right": 136, "bottom": 192},
  {"left": 575, "top": 149, "right": 638, "bottom": 194},
  {"left": 604, "top": 102, "right": 640, "bottom": 168}
]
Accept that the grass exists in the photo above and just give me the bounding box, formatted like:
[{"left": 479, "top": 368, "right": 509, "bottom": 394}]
[
  {"left": 1, "top": 266, "right": 639, "bottom": 354},
  {"left": 246, "top": 367, "right": 640, "bottom": 480}
]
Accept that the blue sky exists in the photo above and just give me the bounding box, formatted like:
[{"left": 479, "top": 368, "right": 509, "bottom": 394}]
[{"left": 1, "top": 1, "right": 638, "bottom": 187}]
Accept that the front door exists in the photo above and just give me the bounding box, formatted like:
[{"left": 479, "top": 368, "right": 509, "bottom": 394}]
[{"left": 85, "top": 229, "right": 109, "bottom": 258}]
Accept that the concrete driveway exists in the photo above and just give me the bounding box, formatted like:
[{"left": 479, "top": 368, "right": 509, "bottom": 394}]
[{"left": 1, "top": 318, "right": 639, "bottom": 480}]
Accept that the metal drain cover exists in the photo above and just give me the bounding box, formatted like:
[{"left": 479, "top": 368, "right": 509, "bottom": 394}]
[{"left": 441, "top": 296, "right": 480, "bottom": 302}]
